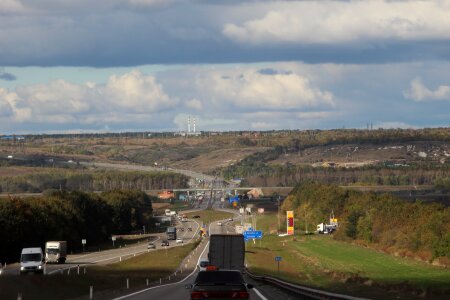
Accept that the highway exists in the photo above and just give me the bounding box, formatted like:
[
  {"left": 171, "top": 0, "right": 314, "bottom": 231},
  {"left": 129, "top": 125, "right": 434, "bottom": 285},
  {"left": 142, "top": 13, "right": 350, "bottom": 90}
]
[
  {"left": 111, "top": 195, "right": 297, "bottom": 300},
  {"left": 1, "top": 217, "right": 201, "bottom": 276}
]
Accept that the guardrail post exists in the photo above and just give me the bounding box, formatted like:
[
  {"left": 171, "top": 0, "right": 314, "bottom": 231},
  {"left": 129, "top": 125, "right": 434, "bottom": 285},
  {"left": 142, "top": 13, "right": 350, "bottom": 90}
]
[
  {"left": 89, "top": 286, "right": 93, "bottom": 299},
  {"left": 146, "top": 278, "right": 149, "bottom": 286},
  {"left": 169, "top": 275, "right": 171, "bottom": 281},
  {"left": 77, "top": 265, "right": 80, "bottom": 275},
  {"left": 120, "top": 257, "right": 122, "bottom": 262},
  {"left": 68, "top": 268, "right": 70, "bottom": 275},
  {"left": 84, "top": 267, "right": 86, "bottom": 274},
  {"left": 160, "top": 278, "right": 162, "bottom": 285},
  {"left": 126, "top": 278, "right": 129, "bottom": 289},
  {"left": 17, "top": 292, "right": 22, "bottom": 300}
]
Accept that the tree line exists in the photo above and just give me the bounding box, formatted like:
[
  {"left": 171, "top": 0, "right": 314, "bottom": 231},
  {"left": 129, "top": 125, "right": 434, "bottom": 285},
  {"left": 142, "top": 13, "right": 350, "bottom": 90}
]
[
  {"left": 239, "top": 164, "right": 449, "bottom": 188},
  {"left": 0, "top": 170, "right": 189, "bottom": 193},
  {"left": 282, "top": 182, "right": 450, "bottom": 262},
  {"left": 0, "top": 189, "right": 154, "bottom": 263}
]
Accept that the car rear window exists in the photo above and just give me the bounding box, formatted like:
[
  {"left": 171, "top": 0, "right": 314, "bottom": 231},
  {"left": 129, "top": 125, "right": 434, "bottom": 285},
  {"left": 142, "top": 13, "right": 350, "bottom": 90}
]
[
  {"left": 195, "top": 271, "right": 244, "bottom": 284},
  {"left": 199, "top": 261, "right": 209, "bottom": 267}
]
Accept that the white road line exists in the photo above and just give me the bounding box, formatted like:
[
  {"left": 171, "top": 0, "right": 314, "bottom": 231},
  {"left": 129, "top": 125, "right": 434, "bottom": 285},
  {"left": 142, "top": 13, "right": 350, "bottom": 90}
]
[
  {"left": 253, "top": 288, "right": 269, "bottom": 300},
  {"left": 112, "top": 241, "right": 210, "bottom": 300}
]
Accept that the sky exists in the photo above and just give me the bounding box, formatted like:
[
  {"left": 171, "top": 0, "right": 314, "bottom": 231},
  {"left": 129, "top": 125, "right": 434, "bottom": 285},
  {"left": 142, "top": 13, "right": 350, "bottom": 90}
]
[{"left": 1, "top": 0, "right": 450, "bottom": 134}]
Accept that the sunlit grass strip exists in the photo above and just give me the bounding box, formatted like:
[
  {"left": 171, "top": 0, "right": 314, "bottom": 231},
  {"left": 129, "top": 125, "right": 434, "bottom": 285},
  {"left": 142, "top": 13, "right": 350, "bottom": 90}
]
[{"left": 245, "top": 235, "right": 450, "bottom": 300}]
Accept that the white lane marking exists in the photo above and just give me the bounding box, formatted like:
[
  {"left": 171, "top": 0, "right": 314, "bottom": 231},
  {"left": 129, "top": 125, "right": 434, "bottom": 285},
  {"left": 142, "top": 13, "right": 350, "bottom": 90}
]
[
  {"left": 112, "top": 241, "right": 210, "bottom": 300},
  {"left": 253, "top": 288, "right": 269, "bottom": 300}
]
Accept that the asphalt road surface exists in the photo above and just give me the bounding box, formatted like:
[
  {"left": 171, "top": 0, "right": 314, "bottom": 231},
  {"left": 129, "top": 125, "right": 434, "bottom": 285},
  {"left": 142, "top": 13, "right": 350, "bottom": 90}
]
[
  {"left": 2, "top": 217, "right": 200, "bottom": 276},
  {"left": 111, "top": 214, "right": 297, "bottom": 300}
]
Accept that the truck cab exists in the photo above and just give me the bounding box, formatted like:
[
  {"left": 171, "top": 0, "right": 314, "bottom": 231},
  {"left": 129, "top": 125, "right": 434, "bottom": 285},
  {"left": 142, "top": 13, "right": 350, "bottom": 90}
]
[
  {"left": 20, "top": 247, "right": 44, "bottom": 274},
  {"left": 45, "top": 241, "right": 67, "bottom": 264}
]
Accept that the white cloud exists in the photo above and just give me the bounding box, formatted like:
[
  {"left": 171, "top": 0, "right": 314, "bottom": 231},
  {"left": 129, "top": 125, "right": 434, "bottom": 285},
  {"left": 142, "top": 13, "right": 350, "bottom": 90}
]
[
  {"left": 0, "top": 0, "right": 25, "bottom": 14},
  {"left": 185, "top": 98, "right": 203, "bottom": 110},
  {"left": 403, "top": 78, "right": 450, "bottom": 101},
  {"left": 0, "top": 70, "right": 175, "bottom": 125},
  {"left": 104, "top": 70, "right": 175, "bottom": 113},
  {"left": 128, "top": 0, "right": 179, "bottom": 8},
  {"left": 374, "top": 122, "right": 418, "bottom": 129},
  {"left": 223, "top": 1, "right": 450, "bottom": 44},
  {"left": 199, "top": 68, "right": 334, "bottom": 111}
]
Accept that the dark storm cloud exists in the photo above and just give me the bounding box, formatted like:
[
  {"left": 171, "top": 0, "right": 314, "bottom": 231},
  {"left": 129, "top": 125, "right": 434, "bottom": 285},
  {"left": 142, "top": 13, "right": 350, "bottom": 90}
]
[
  {"left": 0, "top": 1, "right": 449, "bottom": 67},
  {"left": 0, "top": 71, "right": 16, "bottom": 81}
]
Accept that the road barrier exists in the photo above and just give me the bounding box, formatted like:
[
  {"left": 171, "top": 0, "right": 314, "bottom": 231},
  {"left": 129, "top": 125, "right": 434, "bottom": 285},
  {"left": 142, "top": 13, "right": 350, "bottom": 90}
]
[{"left": 245, "top": 269, "right": 369, "bottom": 300}]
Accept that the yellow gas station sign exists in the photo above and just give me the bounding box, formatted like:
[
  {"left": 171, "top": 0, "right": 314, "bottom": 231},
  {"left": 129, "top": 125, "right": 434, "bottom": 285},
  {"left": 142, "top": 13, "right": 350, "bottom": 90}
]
[{"left": 287, "top": 211, "right": 294, "bottom": 235}]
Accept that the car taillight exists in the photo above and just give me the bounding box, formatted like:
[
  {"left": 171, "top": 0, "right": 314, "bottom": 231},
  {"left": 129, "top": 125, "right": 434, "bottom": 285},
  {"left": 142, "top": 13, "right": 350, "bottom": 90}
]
[
  {"left": 191, "top": 291, "right": 206, "bottom": 299},
  {"left": 234, "top": 291, "right": 249, "bottom": 298},
  {"left": 191, "top": 291, "right": 249, "bottom": 299}
]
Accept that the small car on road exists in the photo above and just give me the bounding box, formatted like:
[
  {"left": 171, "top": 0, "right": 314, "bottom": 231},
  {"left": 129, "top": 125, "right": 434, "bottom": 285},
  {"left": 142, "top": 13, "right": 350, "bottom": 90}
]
[
  {"left": 161, "top": 240, "right": 169, "bottom": 247},
  {"left": 176, "top": 238, "right": 183, "bottom": 244},
  {"left": 147, "top": 242, "right": 156, "bottom": 249}
]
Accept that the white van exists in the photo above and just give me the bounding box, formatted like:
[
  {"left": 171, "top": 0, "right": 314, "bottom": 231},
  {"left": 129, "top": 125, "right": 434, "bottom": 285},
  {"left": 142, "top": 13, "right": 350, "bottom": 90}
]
[
  {"left": 20, "top": 247, "right": 44, "bottom": 274},
  {"left": 198, "top": 258, "right": 209, "bottom": 271}
]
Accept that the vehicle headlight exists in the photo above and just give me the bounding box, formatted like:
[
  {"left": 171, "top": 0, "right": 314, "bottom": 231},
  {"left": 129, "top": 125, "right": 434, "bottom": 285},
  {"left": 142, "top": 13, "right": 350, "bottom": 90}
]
[
  {"left": 38, "top": 265, "right": 42, "bottom": 269},
  {"left": 20, "top": 267, "right": 25, "bottom": 271}
]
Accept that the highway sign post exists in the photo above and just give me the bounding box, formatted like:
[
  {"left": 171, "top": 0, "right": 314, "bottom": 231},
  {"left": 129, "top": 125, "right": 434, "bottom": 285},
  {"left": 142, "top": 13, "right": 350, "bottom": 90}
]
[
  {"left": 243, "top": 230, "right": 263, "bottom": 241},
  {"left": 82, "top": 239, "right": 86, "bottom": 252},
  {"left": 275, "top": 256, "right": 282, "bottom": 274}
]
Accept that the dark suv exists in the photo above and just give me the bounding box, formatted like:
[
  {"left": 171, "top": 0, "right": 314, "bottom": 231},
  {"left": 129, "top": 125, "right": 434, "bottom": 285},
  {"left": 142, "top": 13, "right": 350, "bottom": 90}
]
[
  {"left": 186, "top": 270, "right": 253, "bottom": 299},
  {"left": 161, "top": 240, "right": 169, "bottom": 247}
]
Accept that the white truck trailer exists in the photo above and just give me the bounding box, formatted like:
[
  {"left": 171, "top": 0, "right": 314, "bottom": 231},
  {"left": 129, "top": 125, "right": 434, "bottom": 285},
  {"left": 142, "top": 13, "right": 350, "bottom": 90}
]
[{"left": 45, "top": 241, "right": 67, "bottom": 264}]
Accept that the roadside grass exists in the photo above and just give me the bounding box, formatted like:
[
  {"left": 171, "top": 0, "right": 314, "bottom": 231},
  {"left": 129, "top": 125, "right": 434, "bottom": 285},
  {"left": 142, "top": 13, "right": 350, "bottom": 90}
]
[
  {"left": 245, "top": 233, "right": 450, "bottom": 300},
  {"left": 186, "top": 209, "right": 234, "bottom": 226},
  {"left": 0, "top": 240, "right": 200, "bottom": 300}
]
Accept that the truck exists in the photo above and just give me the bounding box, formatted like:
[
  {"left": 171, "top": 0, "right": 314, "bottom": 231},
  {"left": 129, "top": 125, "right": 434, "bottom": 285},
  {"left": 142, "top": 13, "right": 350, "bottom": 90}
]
[
  {"left": 208, "top": 234, "right": 245, "bottom": 272},
  {"left": 316, "top": 223, "right": 337, "bottom": 234},
  {"left": 45, "top": 241, "right": 67, "bottom": 264},
  {"left": 20, "top": 247, "right": 44, "bottom": 274},
  {"left": 166, "top": 226, "right": 177, "bottom": 240}
]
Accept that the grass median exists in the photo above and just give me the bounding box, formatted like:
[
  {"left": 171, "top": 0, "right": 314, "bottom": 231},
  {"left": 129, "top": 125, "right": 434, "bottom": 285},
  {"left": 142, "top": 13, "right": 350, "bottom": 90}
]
[
  {"left": 245, "top": 213, "right": 450, "bottom": 300},
  {"left": 186, "top": 209, "right": 234, "bottom": 227},
  {"left": 0, "top": 239, "right": 201, "bottom": 300}
]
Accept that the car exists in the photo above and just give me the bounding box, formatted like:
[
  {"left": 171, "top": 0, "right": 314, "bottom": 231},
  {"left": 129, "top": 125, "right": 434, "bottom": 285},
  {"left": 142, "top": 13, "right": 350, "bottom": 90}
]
[
  {"left": 198, "top": 258, "right": 209, "bottom": 271},
  {"left": 185, "top": 270, "right": 253, "bottom": 299},
  {"left": 228, "top": 218, "right": 233, "bottom": 222},
  {"left": 147, "top": 242, "right": 156, "bottom": 249},
  {"left": 176, "top": 238, "right": 183, "bottom": 244},
  {"left": 161, "top": 240, "right": 169, "bottom": 247},
  {"left": 192, "top": 215, "right": 200, "bottom": 218},
  {"left": 217, "top": 222, "right": 222, "bottom": 226}
]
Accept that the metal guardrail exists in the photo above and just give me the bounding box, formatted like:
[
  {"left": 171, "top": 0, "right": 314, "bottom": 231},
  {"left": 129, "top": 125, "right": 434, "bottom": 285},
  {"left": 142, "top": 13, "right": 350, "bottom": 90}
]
[{"left": 245, "top": 269, "right": 370, "bottom": 300}]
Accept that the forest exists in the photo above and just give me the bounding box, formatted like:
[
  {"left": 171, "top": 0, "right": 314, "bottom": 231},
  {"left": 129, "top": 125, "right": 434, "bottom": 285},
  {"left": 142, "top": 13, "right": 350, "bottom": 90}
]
[
  {"left": 0, "top": 190, "right": 154, "bottom": 263},
  {"left": 0, "top": 170, "right": 189, "bottom": 193},
  {"left": 282, "top": 182, "right": 450, "bottom": 263}
]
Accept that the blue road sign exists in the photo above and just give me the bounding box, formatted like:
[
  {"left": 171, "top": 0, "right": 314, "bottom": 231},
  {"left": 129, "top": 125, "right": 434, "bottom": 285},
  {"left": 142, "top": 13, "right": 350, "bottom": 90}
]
[
  {"left": 243, "top": 230, "right": 263, "bottom": 241},
  {"left": 275, "top": 256, "right": 282, "bottom": 261}
]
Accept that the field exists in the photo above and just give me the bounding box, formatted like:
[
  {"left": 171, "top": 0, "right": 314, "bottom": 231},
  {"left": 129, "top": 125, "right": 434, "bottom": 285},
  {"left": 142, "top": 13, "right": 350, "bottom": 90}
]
[
  {"left": 246, "top": 213, "right": 450, "bottom": 299},
  {"left": 0, "top": 240, "right": 201, "bottom": 300}
]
